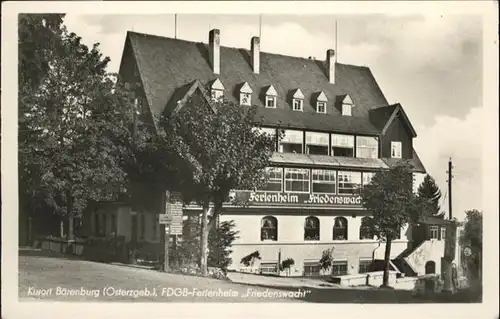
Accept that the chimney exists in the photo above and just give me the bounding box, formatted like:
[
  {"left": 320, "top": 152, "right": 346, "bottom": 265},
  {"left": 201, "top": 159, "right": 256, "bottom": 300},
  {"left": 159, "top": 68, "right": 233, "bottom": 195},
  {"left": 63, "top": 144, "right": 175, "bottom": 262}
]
[
  {"left": 326, "top": 49, "right": 335, "bottom": 84},
  {"left": 209, "top": 29, "right": 220, "bottom": 74},
  {"left": 251, "top": 36, "right": 260, "bottom": 74}
]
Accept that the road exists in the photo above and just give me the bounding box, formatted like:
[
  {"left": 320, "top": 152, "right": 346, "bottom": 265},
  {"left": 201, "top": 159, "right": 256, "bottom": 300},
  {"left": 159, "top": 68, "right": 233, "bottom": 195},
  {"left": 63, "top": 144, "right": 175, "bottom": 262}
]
[
  {"left": 18, "top": 248, "right": 480, "bottom": 303},
  {"left": 18, "top": 248, "right": 304, "bottom": 302}
]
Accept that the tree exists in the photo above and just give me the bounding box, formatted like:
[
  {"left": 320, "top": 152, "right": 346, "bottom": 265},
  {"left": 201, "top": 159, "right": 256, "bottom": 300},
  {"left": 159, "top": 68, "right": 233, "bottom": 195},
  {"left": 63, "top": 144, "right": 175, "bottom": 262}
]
[
  {"left": 280, "top": 258, "right": 295, "bottom": 277},
  {"left": 207, "top": 220, "right": 239, "bottom": 271},
  {"left": 319, "top": 247, "right": 334, "bottom": 273},
  {"left": 19, "top": 21, "right": 136, "bottom": 240},
  {"left": 361, "top": 162, "right": 426, "bottom": 287},
  {"left": 160, "top": 92, "right": 280, "bottom": 275},
  {"left": 417, "top": 174, "right": 445, "bottom": 218},
  {"left": 459, "top": 209, "right": 482, "bottom": 280},
  {"left": 18, "top": 14, "right": 66, "bottom": 244}
]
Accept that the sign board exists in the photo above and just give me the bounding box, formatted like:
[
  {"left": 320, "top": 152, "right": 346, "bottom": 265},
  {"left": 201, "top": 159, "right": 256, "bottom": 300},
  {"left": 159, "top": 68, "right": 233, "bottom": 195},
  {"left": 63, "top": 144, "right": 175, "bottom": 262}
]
[
  {"left": 165, "top": 192, "right": 183, "bottom": 235},
  {"left": 158, "top": 214, "right": 172, "bottom": 224},
  {"left": 230, "top": 191, "right": 363, "bottom": 208}
]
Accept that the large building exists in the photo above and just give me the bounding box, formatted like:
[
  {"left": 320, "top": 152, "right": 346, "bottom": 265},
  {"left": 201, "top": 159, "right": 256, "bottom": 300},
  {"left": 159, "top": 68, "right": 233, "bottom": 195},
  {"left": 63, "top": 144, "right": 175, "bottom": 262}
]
[{"left": 96, "top": 28, "right": 458, "bottom": 279}]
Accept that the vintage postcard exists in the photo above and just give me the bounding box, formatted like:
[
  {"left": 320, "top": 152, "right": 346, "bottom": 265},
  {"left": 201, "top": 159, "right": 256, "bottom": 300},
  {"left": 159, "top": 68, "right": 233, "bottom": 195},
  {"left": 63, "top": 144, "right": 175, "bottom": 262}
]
[{"left": 2, "top": 1, "right": 498, "bottom": 319}]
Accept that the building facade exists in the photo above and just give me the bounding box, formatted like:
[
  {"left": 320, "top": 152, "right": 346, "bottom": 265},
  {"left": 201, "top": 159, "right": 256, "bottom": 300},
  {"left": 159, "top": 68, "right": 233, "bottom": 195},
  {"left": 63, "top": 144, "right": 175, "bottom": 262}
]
[{"left": 107, "top": 28, "right": 457, "bottom": 278}]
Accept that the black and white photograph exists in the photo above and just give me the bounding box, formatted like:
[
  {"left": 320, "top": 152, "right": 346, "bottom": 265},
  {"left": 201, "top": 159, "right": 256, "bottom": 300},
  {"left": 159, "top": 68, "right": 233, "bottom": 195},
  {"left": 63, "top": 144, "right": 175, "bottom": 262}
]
[{"left": 2, "top": 1, "right": 498, "bottom": 318}]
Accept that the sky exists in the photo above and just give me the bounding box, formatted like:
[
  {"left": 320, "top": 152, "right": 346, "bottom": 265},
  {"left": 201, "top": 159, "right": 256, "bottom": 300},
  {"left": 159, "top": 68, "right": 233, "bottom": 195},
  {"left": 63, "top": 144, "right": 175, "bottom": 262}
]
[{"left": 63, "top": 13, "right": 484, "bottom": 222}]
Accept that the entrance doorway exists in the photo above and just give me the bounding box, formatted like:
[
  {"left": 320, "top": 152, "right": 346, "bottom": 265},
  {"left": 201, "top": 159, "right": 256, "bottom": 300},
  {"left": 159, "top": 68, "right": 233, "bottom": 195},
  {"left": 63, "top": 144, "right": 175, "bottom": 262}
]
[{"left": 425, "top": 261, "right": 436, "bottom": 274}]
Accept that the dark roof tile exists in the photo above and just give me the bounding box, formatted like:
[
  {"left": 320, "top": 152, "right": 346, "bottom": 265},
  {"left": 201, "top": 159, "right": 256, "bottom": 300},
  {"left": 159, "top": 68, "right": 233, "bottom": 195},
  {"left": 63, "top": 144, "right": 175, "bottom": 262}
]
[{"left": 127, "top": 31, "right": 390, "bottom": 126}]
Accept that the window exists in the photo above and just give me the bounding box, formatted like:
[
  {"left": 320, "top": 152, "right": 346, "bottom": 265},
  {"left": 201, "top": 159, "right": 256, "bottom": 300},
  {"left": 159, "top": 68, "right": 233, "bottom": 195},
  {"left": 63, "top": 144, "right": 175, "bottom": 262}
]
[
  {"left": 260, "top": 262, "right": 278, "bottom": 275},
  {"left": 331, "top": 261, "right": 348, "bottom": 276},
  {"left": 134, "top": 97, "right": 144, "bottom": 114},
  {"left": 440, "top": 227, "right": 446, "bottom": 241},
  {"left": 152, "top": 214, "right": 158, "bottom": 239},
  {"left": 362, "top": 172, "right": 375, "bottom": 186},
  {"left": 341, "top": 95, "right": 354, "bottom": 117},
  {"left": 430, "top": 225, "right": 439, "bottom": 239},
  {"left": 306, "top": 132, "right": 329, "bottom": 155},
  {"left": 359, "top": 217, "right": 374, "bottom": 240},
  {"left": 211, "top": 78, "right": 225, "bottom": 102},
  {"left": 337, "top": 171, "right": 361, "bottom": 195},
  {"left": 285, "top": 168, "right": 310, "bottom": 193},
  {"left": 391, "top": 141, "right": 402, "bottom": 158},
  {"left": 240, "top": 82, "right": 253, "bottom": 106},
  {"left": 279, "top": 129, "right": 303, "bottom": 153},
  {"left": 359, "top": 259, "right": 372, "bottom": 274},
  {"left": 265, "top": 96, "right": 276, "bottom": 108},
  {"left": 312, "top": 169, "right": 336, "bottom": 194},
  {"left": 332, "top": 217, "right": 348, "bottom": 240},
  {"left": 259, "top": 167, "right": 283, "bottom": 192},
  {"left": 265, "top": 85, "right": 278, "bottom": 108},
  {"left": 316, "top": 102, "right": 326, "bottom": 114},
  {"left": 316, "top": 91, "right": 328, "bottom": 114},
  {"left": 240, "top": 93, "right": 251, "bottom": 106},
  {"left": 293, "top": 99, "right": 303, "bottom": 111},
  {"left": 303, "top": 262, "right": 321, "bottom": 277},
  {"left": 110, "top": 213, "right": 117, "bottom": 236},
  {"left": 304, "top": 216, "right": 320, "bottom": 240},
  {"left": 356, "top": 136, "right": 378, "bottom": 158},
  {"left": 331, "top": 134, "right": 354, "bottom": 157},
  {"left": 211, "top": 89, "right": 224, "bottom": 101},
  {"left": 140, "top": 214, "right": 145, "bottom": 240},
  {"left": 292, "top": 88, "right": 304, "bottom": 111},
  {"left": 342, "top": 104, "right": 352, "bottom": 116},
  {"left": 261, "top": 216, "right": 278, "bottom": 241}
]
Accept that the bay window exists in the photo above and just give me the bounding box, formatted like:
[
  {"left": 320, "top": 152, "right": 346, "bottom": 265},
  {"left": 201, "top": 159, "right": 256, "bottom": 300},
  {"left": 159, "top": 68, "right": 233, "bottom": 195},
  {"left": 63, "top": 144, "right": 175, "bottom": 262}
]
[
  {"left": 306, "top": 132, "right": 329, "bottom": 155},
  {"left": 258, "top": 167, "right": 283, "bottom": 192},
  {"left": 331, "top": 134, "right": 354, "bottom": 157},
  {"left": 254, "top": 127, "right": 277, "bottom": 151},
  {"left": 362, "top": 172, "right": 375, "bottom": 186},
  {"left": 337, "top": 171, "right": 361, "bottom": 194},
  {"left": 279, "top": 129, "right": 303, "bottom": 153},
  {"left": 356, "top": 136, "right": 379, "bottom": 158},
  {"left": 285, "top": 168, "right": 310, "bottom": 193},
  {"left": 312, "top": 169, "right": 336, "bottom": 194}
]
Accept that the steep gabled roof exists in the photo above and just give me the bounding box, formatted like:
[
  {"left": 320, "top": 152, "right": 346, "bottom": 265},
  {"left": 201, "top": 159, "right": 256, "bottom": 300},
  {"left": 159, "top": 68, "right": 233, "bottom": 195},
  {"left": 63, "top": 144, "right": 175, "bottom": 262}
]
[
  {"left": 369, "top": 103, "right": 417, "bottom": 138},
  {"left": 381, "top": 149, "right": 426, "bottom": 173},
  {"left": 125, "top": 31, "right": 389, "bottom": 126}
]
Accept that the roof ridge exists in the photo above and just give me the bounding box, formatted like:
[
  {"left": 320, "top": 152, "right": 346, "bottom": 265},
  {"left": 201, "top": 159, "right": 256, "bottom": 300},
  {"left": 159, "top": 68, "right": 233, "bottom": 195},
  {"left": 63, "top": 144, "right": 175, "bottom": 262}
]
[{"left": 127, "top": 30, "right": 366, "bottom": 68}]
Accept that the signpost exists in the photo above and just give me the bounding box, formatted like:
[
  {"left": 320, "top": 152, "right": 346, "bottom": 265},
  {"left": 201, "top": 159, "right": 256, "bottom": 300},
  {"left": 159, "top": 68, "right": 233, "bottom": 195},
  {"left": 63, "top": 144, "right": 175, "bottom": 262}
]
[{"left": 160, "top": 192, "right": 184, "bottom": 272}]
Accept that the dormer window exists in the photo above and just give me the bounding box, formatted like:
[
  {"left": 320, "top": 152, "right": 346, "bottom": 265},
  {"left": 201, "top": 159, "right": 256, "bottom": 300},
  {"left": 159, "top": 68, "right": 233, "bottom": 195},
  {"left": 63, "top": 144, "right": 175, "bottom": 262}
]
[
  {"left": 210, "top": 78, "right": 225, "bottom": 101},
  {"left": 341, "top": 94, "right": 354, "bottom": 116},
  {"left": 240, "top": 82, "right": 253, "bottom": 106},
  {"left": 316, "top": 91, "right": 328, "bottom": 114},
  {"left": 292, "top": 88, "right": 304, "bottom": 112},
  {"left": 265, "top": 85, "right": 278, "bottom": 108}
]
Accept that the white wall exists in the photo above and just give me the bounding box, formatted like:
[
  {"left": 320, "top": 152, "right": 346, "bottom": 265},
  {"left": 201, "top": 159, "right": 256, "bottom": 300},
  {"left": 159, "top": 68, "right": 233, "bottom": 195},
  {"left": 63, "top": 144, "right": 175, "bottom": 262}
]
[{"left": 221, "top": 213, "right": 410, "bottom": 276}]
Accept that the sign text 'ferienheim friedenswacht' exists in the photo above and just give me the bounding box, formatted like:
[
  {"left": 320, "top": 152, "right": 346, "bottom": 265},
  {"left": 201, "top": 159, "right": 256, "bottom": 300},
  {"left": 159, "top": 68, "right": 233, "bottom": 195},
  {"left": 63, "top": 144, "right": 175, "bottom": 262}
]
[{"left": 244, "top": 191, "right": 362, "bottom": 206}]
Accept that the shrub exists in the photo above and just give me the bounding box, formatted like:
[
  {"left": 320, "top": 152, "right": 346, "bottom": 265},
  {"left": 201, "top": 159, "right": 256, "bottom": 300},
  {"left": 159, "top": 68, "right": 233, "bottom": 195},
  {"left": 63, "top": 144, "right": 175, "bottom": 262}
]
[
  {"left": 320, "top": 248, "right": 334, "bottom": 271},
  {"left": 240, "top": 251, "right": 261, "bottom": 267},
  {"left": 280, "top": 258, "right": 295, "bottom": 276}
]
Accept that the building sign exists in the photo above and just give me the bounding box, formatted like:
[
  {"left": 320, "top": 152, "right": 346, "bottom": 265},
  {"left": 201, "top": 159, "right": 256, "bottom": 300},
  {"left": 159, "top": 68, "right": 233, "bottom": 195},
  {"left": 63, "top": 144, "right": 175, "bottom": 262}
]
[
  {"left": 165, "top": 192, "right": 183, "bottom": 235},
  {"left": 231, "top": 191, "right": 362, "bottom": 208}
]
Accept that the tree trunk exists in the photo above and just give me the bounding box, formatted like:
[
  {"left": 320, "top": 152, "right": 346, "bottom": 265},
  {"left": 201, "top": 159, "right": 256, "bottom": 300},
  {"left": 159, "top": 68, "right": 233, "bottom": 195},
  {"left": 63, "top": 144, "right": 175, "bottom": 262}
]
[
  {"left": 382, "top": 238, "right": 392, "bottom": 287},
  {"left": 200, "top": 200, "right": 210, "bottom": 276}
]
